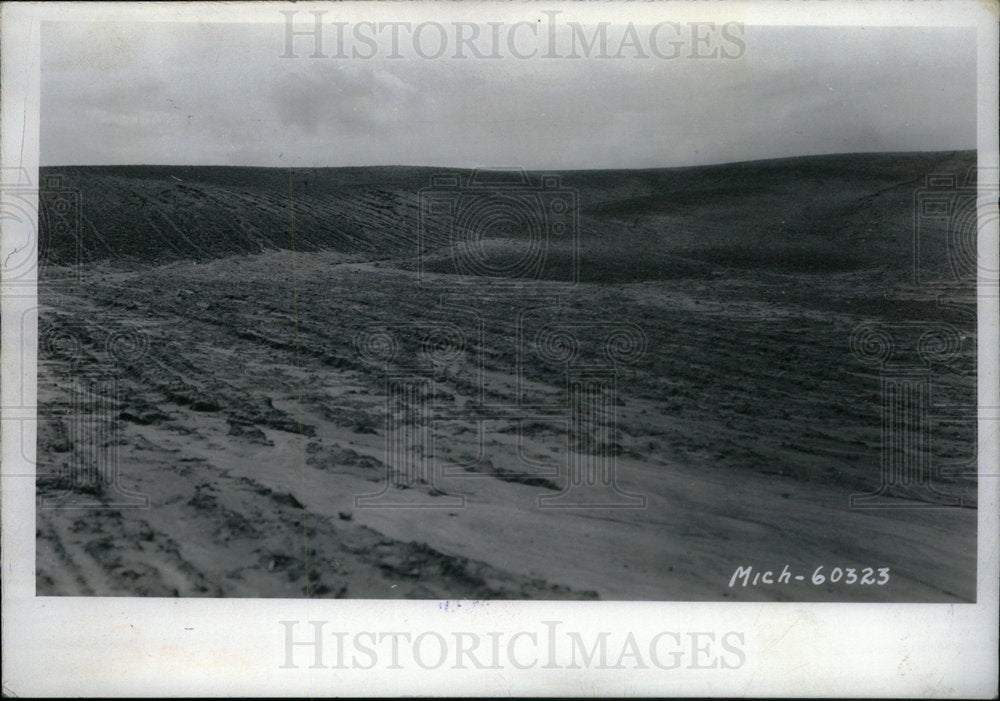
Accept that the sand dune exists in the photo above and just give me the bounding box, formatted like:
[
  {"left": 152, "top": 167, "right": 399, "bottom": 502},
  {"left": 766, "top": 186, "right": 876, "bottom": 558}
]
[{"left": 35, "top": 151, "right": 978, "bottom": 601}]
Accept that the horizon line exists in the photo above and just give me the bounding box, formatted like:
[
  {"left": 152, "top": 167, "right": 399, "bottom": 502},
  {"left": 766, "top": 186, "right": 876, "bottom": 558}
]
[{"left": 38, "top": 148, "right": 977, "bottom": 173}]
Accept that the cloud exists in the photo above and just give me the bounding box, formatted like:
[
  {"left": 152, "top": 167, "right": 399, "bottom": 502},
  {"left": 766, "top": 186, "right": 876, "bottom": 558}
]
[{"left": 270, "top": 63, "right": 423, "bottom": 137}]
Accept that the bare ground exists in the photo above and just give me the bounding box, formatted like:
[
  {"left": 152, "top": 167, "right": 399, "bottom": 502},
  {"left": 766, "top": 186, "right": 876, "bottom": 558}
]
[{"left": 35, "top": 250, "right": 977, "bottom": 601}]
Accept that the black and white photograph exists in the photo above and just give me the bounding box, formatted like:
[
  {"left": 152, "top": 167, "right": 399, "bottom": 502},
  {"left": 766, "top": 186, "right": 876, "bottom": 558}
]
[{"left": 2, "top": 1, "right": 998, "bottom": 696}]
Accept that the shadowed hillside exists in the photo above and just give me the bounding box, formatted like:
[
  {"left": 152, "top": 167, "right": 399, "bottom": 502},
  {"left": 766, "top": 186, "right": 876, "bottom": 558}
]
[{"left": 40, "top": 150, "right": 976, "bottom": 280}]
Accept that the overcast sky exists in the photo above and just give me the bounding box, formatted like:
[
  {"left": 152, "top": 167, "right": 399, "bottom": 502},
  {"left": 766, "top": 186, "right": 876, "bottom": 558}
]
[{"left": 41, "top": 20, "right": 977, "bottom": 169}]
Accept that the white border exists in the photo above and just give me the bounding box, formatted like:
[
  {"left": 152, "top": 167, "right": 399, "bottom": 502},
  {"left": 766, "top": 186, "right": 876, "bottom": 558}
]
[{"left": 2, "top": 1, "right": 998, "bottom": 697}]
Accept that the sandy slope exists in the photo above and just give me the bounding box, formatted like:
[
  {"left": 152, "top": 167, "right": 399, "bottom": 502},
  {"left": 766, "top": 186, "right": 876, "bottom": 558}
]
[
  {"left": 33, "top": 152, "right": 979, "bottom": 600},
  {"left": 35, "top": 250, "right": 976, "bottom": 601}
]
